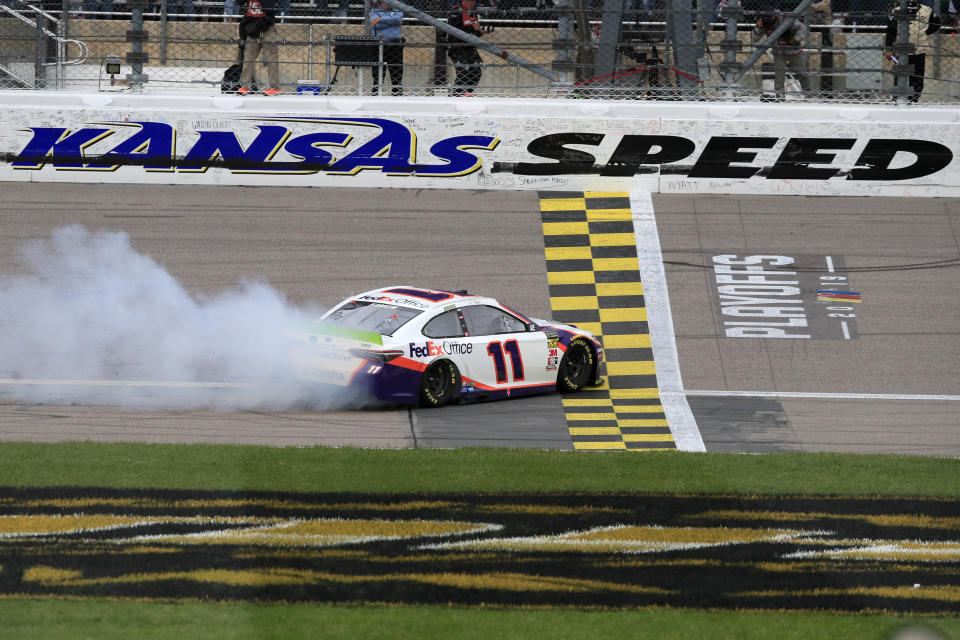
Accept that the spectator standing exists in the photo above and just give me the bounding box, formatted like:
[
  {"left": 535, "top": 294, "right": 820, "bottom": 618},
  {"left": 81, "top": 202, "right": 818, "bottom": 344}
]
[
  {"left": 885, "top": 0, "right": 938, "bottom": 103},
  {"left": 847, "top": 0, "right": 888, "bottom": 27},
  {"left": 752, "top": 7, "right": 811, "bottom": 99},
  {"left": 624, "top": 0, "right": 651, "bottom": 24},
  {"left": 316, "top": 0, "right": 347, "bottom": 20},
  {"left": 370, "top": 0, "right": 405, "bottom": 95},
  {"left": 447, "top": 0, "right": 490, "bottom": 96},
  {"left": 937, "top": 0, "right": 960, "bottom": 32},
  {"left": 81, "top": 0, "right": 114, "bottom": 17},
  {"left": 224, "top": 0, "right": 239, "bottom": 20},
  {"left": 167, "top": 0, "right": 196, "bottom": 21},
  {"left": 238, "top": 0, "right": 283, "bottom": 95}
]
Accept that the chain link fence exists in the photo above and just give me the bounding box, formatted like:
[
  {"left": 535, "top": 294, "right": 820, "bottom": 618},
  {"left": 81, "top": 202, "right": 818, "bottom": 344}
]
[{"left": 2, "top": 0, "right": 959, "bottom": 102}]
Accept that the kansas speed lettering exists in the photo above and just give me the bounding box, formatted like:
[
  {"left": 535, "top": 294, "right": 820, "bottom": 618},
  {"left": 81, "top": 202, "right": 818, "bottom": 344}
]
[
  {"left": 711, "top": 254, "right": 860, "bottom": 340},
  {"left": 493, "top": 133, "right": 952, "bottom": 181},
  {"left": 11, "top": 117, "right": 499, "bottom": 177}
]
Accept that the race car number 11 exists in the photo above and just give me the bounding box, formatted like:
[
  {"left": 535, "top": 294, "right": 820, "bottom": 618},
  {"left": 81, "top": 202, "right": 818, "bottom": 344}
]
[{"left": 487, "top": 340, "right": 524, "bottom": 383}]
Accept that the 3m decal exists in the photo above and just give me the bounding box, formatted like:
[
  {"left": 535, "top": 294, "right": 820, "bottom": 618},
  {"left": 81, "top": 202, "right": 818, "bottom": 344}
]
[{"left": 546, "top": 347, "right": 559, "bottom": 371}]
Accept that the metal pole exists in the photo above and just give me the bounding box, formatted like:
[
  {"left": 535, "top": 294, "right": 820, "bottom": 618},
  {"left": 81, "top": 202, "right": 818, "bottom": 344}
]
[
  {"left": 126, "top": 0, "right": 149, "bottom": 91},
  {"left": 695, "top": 0, "right": 714, "bottom": 96},
  {"left": 325, "top": 32, "right": 331, "bottom": 85},
  {"left": 34, "top": 8, "right": 46, "bottom": 88},
  {"left": 60, "top": 0, "right": 69, "bottom": 89},
  {"left": 553, "top": 0, "right": 575, "bottom": 93},
  {"left": 132, "top": 5, "right": 144, "bottom": 91},
  {"left": 573, "top": 0, "right": 594, "bottom": 85},
  {"left": 594, "top": 0, "right": 622, "bottom": 88},
  {"left": 671, "top": 0, "right": 699, "bottom": 91},
  {"left": 933, "top": 30, "right": 940, "bottom": 79},
  {"left": 716, "top": 0, "right": 742, "bottom": 93},
  {"left": 160, "top": 0, "right": 168, "bottom": 65},
  {"left": 890, "top": 0, "right": 914, "bottom": 102},
  {"left": 308, "top": 23, "right": 314, "bottom": 82},
  {"left": 377, "top": 38, "right": 383, "bottom": 95},
  {"left": 695, "top": 0, "right": 712, "bottom": 47},
  {"left": 931, "top": 0, "right": 941, "bottom": 78},
  {"left": 429, "top": 0, "right": 447, "bottom": 88}
]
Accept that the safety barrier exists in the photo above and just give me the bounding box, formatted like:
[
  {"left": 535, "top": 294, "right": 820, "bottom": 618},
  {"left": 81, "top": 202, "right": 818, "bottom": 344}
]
[{"left": 2, "top": 91, "right": 957, "bottom": 196}]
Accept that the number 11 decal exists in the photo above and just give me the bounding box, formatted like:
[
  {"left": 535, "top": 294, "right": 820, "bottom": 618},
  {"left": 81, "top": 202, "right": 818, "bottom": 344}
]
[{"left": 487, "top": 340, "right": 525, "bottom": 383}]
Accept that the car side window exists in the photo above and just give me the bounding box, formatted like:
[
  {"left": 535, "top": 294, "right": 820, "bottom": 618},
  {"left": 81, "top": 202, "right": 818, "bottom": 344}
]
[
  {"left": 461, "top": 305, "right": 526, "bottom": 336},
  {"left": 422, "top": 310, "right": 464, "bottom": 339}
]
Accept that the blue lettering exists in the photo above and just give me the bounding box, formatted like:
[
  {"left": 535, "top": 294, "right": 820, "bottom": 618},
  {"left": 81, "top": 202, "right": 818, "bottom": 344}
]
[
  {"left": 91, "top": 122, "right": 175, "bottom": 172},
  {"left": 414, "top": 135, "right": 498, "bottom": 177},
  {"left": 14, "top": 127, "right": 112, "bottom": 169},
  {"left": 283, "top": 131, "right": 352, "bottom": 173},
  {"left": 180, "top": 125, "right": 290, "bottom": 173},
  {"left": 408, "top": 342, "right": 424, "bottom": 358},
  {"left": 408, "top": 341, "right": 472, "bottom": 357},
  {"left": 12, "top": 118, "right": 495, "bottom": 178},
  {"left": 325, "top": 118, "right": 415, "bottom": 175}
]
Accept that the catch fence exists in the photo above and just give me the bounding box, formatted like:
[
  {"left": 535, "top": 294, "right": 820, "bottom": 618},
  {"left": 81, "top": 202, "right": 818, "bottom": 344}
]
[{"left": 2, "top": 0, "right": 959, "bottom": 102}]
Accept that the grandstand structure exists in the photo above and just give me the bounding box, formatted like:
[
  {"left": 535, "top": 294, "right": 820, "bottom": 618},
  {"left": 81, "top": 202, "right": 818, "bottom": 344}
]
[{"left": 2, "top": 0, "right": 958, "bottom": 102}]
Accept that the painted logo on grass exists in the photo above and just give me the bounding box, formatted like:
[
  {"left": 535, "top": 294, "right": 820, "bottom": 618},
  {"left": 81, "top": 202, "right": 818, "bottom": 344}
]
[{"left": 0, "top": 488, "right": 956, "bottom": 613}]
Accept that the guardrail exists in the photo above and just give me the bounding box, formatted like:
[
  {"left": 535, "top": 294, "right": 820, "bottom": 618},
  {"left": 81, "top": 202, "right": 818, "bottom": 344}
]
[{"left": 1, "top": 0, "right": 88, "bottom": 88}]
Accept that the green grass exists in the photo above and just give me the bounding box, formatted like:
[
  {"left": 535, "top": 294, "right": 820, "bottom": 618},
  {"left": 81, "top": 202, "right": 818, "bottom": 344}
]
[
  {"left": 0, "top": 442, "right": 957, "bottom": 496},
  {"left": 1, "top": 600, "right": 958, "bottom": 640},
  {"left": 0, "top": 442, "right": 958, "bottom": 639}
]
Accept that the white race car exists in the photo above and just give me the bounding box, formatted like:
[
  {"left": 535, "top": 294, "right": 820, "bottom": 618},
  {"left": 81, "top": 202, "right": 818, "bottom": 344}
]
[{"left": 287, "top": 286, "right": 604, "bottom": 407}]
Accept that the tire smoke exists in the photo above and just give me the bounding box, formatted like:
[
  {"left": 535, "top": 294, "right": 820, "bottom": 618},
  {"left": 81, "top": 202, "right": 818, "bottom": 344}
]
[{"left": 0, "top": 225, "right": 358, "bottom": 410}]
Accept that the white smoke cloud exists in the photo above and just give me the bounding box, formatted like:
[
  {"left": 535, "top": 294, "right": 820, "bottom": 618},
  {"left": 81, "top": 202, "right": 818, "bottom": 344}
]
[{"left": 0, "top": 225, "right": 359, "bottom": 409}]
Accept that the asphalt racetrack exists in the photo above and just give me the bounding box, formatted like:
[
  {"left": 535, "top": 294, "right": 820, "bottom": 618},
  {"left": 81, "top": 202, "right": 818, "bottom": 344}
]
[{"left": 1, "top": 183, "right": 958, "bottom": 455}]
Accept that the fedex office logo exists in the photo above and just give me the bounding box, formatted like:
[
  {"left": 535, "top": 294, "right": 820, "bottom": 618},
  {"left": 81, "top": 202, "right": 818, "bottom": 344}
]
[
  {"left": 409, "top": 341, "right": 473, "bottom": 358},
  {"left": 11, "top": 117, "right": 499, "bottom": 177}
]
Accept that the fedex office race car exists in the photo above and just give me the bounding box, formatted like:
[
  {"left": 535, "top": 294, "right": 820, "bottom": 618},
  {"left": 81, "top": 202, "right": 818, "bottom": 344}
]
[{"left": 287, "top": 286, "right": 604, "bottom": 407}]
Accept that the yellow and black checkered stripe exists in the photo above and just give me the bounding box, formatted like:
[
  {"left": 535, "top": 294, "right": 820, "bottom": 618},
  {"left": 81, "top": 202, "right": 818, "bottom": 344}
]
[{"left": 539, "top": 191, "right": 675, "bottom": 451}]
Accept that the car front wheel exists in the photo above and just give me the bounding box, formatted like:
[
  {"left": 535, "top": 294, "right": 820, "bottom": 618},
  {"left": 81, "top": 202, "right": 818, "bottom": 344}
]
[
  {"left": 419, "top": 359, "right": 460, "bottom": 407},
  {"left": 557, "top": 338, "right": 595, "bottom": 393}
]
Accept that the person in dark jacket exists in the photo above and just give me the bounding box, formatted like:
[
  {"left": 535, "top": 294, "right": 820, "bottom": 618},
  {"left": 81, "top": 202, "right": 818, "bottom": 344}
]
[
  {"left": 447, "top": 0, "right": 490, "bottom": 96},
  {"left": 752, "top": 6, "right": 811, "bottom": 99},
  {"left": 238, "top": 0, "right": 282, "bottom": 95},
  {"left": 370, "top": 0, "right": 405, "bottom": 95}
]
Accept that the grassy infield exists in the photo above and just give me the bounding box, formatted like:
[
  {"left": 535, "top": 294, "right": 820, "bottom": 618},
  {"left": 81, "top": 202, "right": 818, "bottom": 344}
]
[{"left": 0, "top": 443, "right": 958, "bottom": 639}]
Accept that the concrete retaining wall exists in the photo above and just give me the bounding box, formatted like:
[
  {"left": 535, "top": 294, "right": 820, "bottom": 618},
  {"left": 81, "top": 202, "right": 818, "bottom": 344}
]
[{"left": 1, "top": 91, "right": 957, "bottom": 196}]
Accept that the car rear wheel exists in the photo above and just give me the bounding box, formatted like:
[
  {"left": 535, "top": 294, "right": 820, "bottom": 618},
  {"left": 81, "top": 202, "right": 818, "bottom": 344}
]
[
  {"left": 557, "top": 338, "right": 595, "bottom": 393},
  {"left": 419, "top": 359, "right": 459, "bottom": 407}
]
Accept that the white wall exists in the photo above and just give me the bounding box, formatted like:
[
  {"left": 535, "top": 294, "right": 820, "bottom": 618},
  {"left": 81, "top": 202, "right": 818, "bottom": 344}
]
[{"left": 2, "top": 91, "right": 958, "bottom": 196}]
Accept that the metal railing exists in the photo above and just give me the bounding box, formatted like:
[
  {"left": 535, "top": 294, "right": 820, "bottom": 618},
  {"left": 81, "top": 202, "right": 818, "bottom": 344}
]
[
  {"left": 2, "top": 0, "right": 959, "bottom": 103},
  {"left": 1, "top": 0, "right": 88, "bottom": 89}
]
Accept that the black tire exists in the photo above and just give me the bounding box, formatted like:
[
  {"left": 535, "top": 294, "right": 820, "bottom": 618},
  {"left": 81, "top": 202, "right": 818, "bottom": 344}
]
[
  {"left": 419, "top": 359, "right": 460, "bottom": 407},
  {"left": 557, "top": 338, "right": 595, "bottom": 393}
]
